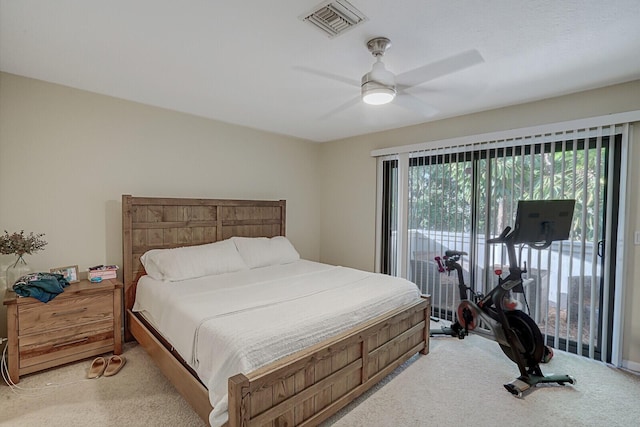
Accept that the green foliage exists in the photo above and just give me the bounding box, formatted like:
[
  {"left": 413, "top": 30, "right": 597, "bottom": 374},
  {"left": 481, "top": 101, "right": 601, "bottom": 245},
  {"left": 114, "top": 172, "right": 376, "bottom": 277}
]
[{"left": 408, "top": 141, "right": 606, "bottom": 242}]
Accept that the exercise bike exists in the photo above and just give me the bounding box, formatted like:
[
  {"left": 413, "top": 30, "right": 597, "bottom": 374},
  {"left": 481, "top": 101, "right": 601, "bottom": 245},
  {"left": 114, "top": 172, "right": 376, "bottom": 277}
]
[{"left": 429, "top": 199, "right": 577, "bottom": 397}]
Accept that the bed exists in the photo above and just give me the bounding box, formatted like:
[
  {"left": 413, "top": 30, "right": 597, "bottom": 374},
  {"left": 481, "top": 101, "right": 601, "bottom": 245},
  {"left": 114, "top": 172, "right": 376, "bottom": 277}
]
[{"left": 122, "top": 195, "right": 430, "bottom": 426}]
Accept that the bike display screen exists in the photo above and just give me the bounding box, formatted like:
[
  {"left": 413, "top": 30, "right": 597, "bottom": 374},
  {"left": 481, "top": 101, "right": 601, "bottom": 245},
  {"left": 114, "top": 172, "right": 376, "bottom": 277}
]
[{"left": 510, "top": 199, "right": 576, "bottom": 245}]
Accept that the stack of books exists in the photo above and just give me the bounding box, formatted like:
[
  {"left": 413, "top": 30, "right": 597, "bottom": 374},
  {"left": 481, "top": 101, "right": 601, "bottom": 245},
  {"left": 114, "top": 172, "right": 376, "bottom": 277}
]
[{"left": 88, "top": 265, "right": 119, "bottom": 281}]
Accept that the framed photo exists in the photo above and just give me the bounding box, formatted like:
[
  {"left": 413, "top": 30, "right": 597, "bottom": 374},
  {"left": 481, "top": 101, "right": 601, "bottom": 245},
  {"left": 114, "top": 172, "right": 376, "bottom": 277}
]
[{"left": 50, "top": 265, "right": 80, "bottom": 283}]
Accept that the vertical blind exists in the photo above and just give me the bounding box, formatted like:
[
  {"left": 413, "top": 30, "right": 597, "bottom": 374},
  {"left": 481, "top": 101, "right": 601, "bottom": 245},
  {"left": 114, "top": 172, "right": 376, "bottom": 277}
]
[{"left": 378, "top": 121, "right": 630, "bottom": 364}]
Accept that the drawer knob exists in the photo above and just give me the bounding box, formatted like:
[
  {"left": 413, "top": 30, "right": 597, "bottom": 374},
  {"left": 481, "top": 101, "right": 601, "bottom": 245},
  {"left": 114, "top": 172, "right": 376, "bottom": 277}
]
[{"left": 51, "top": 307, "right": 88, "bottom": 317}]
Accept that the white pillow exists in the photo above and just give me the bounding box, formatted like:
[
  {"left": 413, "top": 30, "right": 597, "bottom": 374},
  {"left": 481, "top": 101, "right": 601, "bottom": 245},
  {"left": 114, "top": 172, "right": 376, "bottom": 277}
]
[
  {"left": 140, "top": 239, "right": 248, "bottom": 281},
  {"left": 232, "top": 236, "right": 300, "bottom": 269}
]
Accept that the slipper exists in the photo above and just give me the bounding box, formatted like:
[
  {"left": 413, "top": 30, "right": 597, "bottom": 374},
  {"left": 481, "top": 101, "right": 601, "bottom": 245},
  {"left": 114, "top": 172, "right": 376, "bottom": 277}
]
[
  {"left": 87, "top": 357, "right": 107, "bottom": 379},
  {"left": 103, "top": 355, "right": 126, "bottom": 377}
]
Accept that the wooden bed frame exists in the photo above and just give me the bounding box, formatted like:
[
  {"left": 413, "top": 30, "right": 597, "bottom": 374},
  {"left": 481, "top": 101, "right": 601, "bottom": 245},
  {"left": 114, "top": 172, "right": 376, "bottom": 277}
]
[{"left": 122, "top": 195, "right": 430, "bottom": 426}]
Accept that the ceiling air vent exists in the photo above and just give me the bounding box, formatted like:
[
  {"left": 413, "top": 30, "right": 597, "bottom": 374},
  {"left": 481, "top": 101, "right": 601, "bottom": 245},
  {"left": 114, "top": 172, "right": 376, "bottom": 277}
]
[{"left": 300, "top": 0, "right": 368, "bottom": 38}]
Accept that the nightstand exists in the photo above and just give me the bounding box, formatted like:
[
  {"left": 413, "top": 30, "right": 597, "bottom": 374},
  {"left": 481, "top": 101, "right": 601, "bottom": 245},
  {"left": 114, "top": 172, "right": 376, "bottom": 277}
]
[{"left": 3, "top": 278, "right": 122, "bottom": 383}]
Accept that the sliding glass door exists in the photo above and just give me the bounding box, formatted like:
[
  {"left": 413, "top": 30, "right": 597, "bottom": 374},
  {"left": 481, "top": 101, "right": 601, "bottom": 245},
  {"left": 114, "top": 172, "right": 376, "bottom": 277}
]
[{"left": 380, "top": 128, "right": 623, "bottom": 362}]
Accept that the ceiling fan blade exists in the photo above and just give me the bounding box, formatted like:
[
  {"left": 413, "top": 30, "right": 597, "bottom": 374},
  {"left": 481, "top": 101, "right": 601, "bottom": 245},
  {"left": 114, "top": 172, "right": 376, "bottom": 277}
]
[
  {"left": 293, "top": 66, "right": 360, "bottom": 88},
  {"left": 394, "top": 93, "right": 439, "bottom": 117},
  {"left": 319, "top": 96, "right": 361, "bottom": 120},
  {"left": 396, "top": 84, "right": 436, "bottom": 94},
  {"left": 396, "top": 49, "right": 484, "bottom": 88}
]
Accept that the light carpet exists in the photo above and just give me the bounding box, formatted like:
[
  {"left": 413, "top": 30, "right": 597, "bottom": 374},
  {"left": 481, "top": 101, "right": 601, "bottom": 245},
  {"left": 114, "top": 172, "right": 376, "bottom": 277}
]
[
  {"left": 2, "top": 330, "right": 640, "bottom": 427},
  {"left": 1, "top": 343, "right": 205, "bottom": 427}
]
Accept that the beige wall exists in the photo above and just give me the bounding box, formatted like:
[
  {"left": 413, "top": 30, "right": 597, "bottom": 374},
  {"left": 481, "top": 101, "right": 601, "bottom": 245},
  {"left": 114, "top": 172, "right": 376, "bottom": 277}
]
[
  {"left": 0, "top": 72, "right": 321, "bottom": 342},
  {"left": 318, "top": 79, "right": 640, "bottom": 369}
]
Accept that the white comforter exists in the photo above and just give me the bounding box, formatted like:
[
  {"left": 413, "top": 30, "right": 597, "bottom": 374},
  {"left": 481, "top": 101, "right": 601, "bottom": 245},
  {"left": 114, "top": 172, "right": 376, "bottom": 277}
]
[{"left": 132, "top": 260, "right": 421, "bottom": 426}]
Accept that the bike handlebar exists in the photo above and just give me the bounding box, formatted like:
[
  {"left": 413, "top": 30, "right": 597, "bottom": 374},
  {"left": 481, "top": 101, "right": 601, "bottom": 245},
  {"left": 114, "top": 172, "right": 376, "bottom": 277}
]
[{"left": 487, "top": 226, "right": 512, "bottom": 244}]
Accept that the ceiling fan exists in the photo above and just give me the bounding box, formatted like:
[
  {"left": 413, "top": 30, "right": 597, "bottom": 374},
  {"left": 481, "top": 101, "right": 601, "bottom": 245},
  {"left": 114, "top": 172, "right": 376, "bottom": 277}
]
[{"left": 296, "top": 37, "right": 484, "bottom": 117}]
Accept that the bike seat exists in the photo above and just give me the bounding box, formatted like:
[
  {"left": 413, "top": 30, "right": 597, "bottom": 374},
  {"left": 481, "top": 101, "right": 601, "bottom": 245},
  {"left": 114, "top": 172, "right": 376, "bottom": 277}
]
[{"left": 445, "top": 250, "right": 468, "bottom": 257}]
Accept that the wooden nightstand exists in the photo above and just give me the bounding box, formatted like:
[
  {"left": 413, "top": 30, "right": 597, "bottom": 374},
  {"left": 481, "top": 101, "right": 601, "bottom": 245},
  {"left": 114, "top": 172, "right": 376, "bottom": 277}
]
[{"left": 3, "top": 278, "right": 122, "bottom": 383}]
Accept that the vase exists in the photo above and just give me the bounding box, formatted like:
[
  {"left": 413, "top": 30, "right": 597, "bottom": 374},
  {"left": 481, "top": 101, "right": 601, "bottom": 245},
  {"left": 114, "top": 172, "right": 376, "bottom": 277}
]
[{"left": 6, "top": 255, "right": 32, "bottom": 291}]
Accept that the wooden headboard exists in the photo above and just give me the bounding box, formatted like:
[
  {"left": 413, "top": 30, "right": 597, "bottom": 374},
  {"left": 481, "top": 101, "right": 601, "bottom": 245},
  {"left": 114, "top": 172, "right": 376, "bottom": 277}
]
[{"left": 121, "top": 195, "right": 286, "bottom": 338}]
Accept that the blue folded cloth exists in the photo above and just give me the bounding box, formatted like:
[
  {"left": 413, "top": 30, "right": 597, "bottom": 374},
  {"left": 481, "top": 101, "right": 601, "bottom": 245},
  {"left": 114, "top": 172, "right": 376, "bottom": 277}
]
[{"left": 12, "top": 272, "right": 70, "bottom": 303}]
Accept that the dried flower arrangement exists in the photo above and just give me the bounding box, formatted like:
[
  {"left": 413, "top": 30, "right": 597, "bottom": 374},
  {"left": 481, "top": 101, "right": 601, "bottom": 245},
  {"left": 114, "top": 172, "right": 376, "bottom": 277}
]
[{"left": 0, "top": 230, "right": 48, "bottom": 257}]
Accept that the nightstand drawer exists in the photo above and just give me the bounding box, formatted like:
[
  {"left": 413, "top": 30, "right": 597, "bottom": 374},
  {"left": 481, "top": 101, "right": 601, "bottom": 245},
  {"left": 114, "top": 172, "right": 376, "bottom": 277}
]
[
  {"left": 18, "top": 293, "right": 114, "bottom": 335},
  {"left": 19, "top": 319, "right": 115, "bottom": 369}
]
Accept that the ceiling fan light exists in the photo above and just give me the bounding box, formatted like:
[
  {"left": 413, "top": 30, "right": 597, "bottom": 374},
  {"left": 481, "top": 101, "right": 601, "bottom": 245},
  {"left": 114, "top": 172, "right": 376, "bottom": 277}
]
[
  {"left": 361, "top": 57, "right": 396, "bottom": 105},
  {"left": 362, "top": 87, "right": 396, "bottom": 105}
]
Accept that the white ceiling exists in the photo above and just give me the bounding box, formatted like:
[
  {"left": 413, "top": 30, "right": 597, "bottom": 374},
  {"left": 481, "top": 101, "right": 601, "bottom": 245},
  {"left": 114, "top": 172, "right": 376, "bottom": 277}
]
[{"left": 2, "top": 1, "right": 640, "bottom": 143}]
